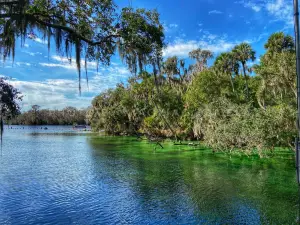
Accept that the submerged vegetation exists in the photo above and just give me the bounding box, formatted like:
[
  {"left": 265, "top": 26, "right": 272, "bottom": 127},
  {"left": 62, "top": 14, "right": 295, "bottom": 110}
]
[{"left": 88, "top": 32, "right": 297, "bottom": 155}]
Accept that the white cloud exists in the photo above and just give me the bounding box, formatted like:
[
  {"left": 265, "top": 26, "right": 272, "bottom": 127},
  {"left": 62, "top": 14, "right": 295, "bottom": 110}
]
[
  {"left": 39, "top": 63, "right": 75, "bottom": 70},
  {"left": 33, "top": 37, "right": 48, "bottom": 45},
  {"left": 163, "top": 40, "right": 198, "bottom": 57},
  {"left": 163, "top": 22, "right": 180, "bottom": 33},
  {"left": 8, "top": 70, "right": 130, "bottom": 110},
  {"left": 163, "top": 31, "right": 237, "bottom": 57},
  {"left": 22, "top": 51, "right": 43, "bottom": 56},
  {"left": 51, "top": 55, "right": 99, "bottom": 68},
  {"left": 252, "top": 5, "right": 261, "bottom": 12},
  {"left": 208, "top": 10, "right": 223, "bottom": 15},
  {"left": 7, "top": 57, "right": 131, "bottom": 110},
  {"left": 266, "top": 0, "right": 293, "bottom": 26},
  {"left": 244, "top": 2, "right": 261, "bottom": 12},
  {"left": 236, "top": 0, "right": 293, "bottom": 26},
  {"left": 266, "top": 0, "right": 283, "bottom": 13},
  {"left": 16, "top": 62, "right": 31, "bottom": 67},
  {"left": 169, "top": 23, "right": 178, "bottom": 28},
  {"left": 163, "top": 39, "right": 235, "bottom": 57},
  {"left": 39, "top": 55, "right": 131, "bottom": 76}
]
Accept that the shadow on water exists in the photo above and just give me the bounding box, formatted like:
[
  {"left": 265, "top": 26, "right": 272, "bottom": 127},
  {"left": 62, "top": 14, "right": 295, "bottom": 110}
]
[{"left": 88, "top": 136, "right": 299, "bottom": 224}]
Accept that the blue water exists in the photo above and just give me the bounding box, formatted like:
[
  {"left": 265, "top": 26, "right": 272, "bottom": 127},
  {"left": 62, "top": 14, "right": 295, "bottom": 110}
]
[{"left": 0, "top": 126, "right": 298, "bottom": 224}]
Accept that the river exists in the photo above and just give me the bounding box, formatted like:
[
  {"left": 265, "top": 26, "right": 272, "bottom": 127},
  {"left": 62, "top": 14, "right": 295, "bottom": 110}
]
[{"left": 0, "top": 126, "right": 298, "bottom": 224}]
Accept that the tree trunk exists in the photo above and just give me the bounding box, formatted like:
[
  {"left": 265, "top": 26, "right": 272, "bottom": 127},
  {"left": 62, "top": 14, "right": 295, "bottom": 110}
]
[
  {"left": 229, "top": 73, "right": 235, "bottom": 93},
  {"left": 242, "top": 62, "right": 249, "bottom": 100}
]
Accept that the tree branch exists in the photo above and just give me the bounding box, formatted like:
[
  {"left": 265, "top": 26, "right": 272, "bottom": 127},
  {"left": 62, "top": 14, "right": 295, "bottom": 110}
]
[{"left": 0, "top": 13, "right": 120, "bottom": 46}]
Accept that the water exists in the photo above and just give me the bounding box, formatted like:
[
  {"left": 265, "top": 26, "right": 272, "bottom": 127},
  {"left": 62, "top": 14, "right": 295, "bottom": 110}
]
[{"left": 0, "top": 126, "right": 298, "bottom": 224}]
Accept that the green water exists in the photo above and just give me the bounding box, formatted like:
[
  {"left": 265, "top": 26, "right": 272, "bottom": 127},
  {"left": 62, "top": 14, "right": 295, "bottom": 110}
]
[
  {"left": 89, "top": 136, "right": 299, "bottom": 224},
  {"left": 0, "top": 127, "right": 299, "bottom": 224}
]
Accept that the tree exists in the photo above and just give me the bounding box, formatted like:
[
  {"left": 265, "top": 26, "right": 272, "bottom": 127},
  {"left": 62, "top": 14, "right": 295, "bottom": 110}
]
[
  {"left": 0, "top": 1, "right": 164, "bottom": 92},
  {"left": 214, "top": 52, "right": 239, "bottom": 93},
  {"left": 189, "top": 48, "right": 213, "bottom": 73},
  {"left": 254, "top": 33, "right": 296, "bottom": 109},
  {"left": 264, "top": 32, "right": 294, "bottom": 55},
  {"left": 232, "top": 43, "right": 256, "bottom": 100},
  {"left": 31, "top": 104, "right": 40, "bottom": 125},
  {"left": 163, "top": 56, "right": 179, "bottom": 84},
  {"left": 0, "top": 77, "right": 22, "bottom": 143}
]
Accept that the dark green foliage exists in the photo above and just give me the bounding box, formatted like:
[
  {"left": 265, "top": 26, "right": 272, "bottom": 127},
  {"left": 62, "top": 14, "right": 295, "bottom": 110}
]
[{"left": 0, "top": 78, "right": 22, "bottom": 144}]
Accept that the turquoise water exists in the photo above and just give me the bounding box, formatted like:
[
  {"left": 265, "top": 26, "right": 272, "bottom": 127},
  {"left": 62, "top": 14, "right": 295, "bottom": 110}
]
[{"left": 0, "top": 126, "right": 298, "bottom": 224}]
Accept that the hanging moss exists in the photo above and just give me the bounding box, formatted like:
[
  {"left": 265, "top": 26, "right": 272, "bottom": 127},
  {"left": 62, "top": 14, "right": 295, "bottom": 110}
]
[{"left": 0, "top": 1, "right": 164, "bottom": 94}]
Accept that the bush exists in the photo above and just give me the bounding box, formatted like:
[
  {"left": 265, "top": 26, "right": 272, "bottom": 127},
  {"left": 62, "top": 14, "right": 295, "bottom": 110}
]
[{"left": 193, "top": 98, "right": 296, "bottom": 155}]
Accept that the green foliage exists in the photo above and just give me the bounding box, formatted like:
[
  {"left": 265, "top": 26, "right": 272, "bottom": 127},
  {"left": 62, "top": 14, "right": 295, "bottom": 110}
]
[
  {"left": 0, "top": 1, "right": 164, "bottom": 92},
  {"left": 193, "top": 98, "right": 296, "bottom": 155},
  {"left": 88, "top": 31, "right": 297, "bottom": 154},
  {"left": 0, "top": 78, "right": 22, "bottom": 120},
  {"left": 0, "top": 77, "right": 22, "bottom": 144}
]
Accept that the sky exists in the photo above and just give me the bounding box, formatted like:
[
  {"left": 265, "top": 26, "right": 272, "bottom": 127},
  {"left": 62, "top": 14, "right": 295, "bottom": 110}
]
[{"left": 0, "top": 0, "right": 295, "bottom": 111}]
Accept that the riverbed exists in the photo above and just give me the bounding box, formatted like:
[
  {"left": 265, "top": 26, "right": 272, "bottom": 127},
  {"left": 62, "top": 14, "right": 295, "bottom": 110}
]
[{"left": 0, "top": 126, "right": 298, "bottom": 224}]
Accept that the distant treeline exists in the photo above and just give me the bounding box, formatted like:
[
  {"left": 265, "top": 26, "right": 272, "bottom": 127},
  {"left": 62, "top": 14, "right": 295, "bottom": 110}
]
[{"left": 11, "top": 106, "right": 88, "bottom": 125}]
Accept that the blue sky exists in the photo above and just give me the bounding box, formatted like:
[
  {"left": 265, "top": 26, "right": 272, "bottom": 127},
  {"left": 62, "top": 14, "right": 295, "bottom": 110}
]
[{"left": 0, "top": 0, "right": 295, "bottom": 110}]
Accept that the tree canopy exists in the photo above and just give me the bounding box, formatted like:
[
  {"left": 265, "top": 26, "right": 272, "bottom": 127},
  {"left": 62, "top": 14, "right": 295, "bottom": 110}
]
[{"left": 0, "top": 0, "right": 165, "bottom": 92}]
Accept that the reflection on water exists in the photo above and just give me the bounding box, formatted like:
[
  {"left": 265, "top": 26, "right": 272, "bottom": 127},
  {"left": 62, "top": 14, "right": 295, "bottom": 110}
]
[{"left": 0, "top": 126, "right": 298, "bottom": 224}]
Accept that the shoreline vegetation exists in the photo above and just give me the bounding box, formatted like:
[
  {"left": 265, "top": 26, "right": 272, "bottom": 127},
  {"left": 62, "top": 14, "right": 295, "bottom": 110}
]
[
  {"left": 8, "top": 32, "right": 297, "bottom": 157},
  {"left": 11, "top": 106, "right": 88, "bottom": 126},
  {"left": 87, "top": 32, "right": 297, "bottom": 157},
  {"left": 0, "top": 1, "right": 296, "bottom": 157}
]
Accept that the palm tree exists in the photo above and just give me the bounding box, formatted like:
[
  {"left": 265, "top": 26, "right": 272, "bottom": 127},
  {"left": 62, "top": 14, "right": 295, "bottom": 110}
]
[
  {"left": 201, "top": 50, "right": 214, "bottom": 67},
  {"left": 189, "top": 48, "right": 213, "bottom": 72},
  {"left": 214, "top": 52, "right": 239, "bottom": 93},
  {"left": 232, "top": 43, "right": 256, "bottom": 100},
  {"left": 163, "top": 56, "right": 179, "bottom": 84},
  {"left": 264, "top": 32, "right": 294, "bottom": 54}
]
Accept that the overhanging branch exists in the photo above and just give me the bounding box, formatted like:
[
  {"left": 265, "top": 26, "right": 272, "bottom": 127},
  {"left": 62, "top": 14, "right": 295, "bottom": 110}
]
[{"left": 0, "top": 13, "right": 120, "bottom": 46}]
